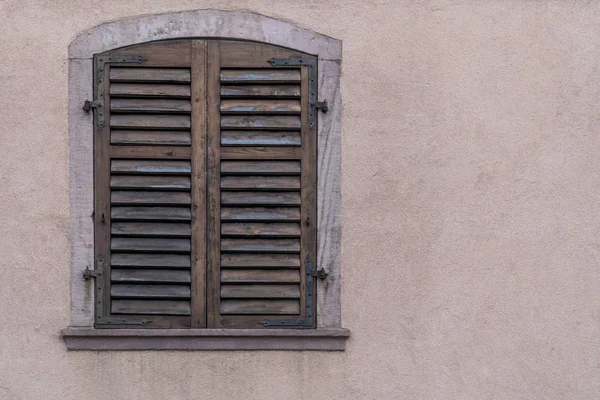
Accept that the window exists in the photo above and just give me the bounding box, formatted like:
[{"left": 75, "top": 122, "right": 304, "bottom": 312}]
[
  {"left": 92, "top": 39, "right": 317, "bottom": 329},
  {"left": 63, "top": 10, "right": 346, "bottom": 350}
]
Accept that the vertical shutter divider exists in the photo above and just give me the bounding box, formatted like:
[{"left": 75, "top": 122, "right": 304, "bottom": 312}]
[
  {"left": 190, "top": 40, "right": 208, "bottom": 328},
  {"left": 206, "top": 41, "right": 222, "bottom": 328}
]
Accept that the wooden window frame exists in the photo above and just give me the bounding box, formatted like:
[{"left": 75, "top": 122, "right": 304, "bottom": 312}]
[{"left": 63, "top": 10, "right": 347, "bottom": 350}]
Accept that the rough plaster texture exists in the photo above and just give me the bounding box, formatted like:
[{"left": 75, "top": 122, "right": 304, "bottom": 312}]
[{"left": 1, "top": 0, "right": 600, "bottom": 399}]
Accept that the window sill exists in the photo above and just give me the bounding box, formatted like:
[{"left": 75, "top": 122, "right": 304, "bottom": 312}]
[{"left": 61, "top": 327, "right": 350, "bottom": 351}]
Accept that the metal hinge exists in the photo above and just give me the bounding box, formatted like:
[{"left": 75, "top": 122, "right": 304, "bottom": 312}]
[
  {"left": 96, "top": 317, "right": 152, "bottom": 326},
  {"left": 268, "top": 57, "right": 327, "bottom": 128},
  {"left": 83, "top": 266, "right": 101, "bottom": 280},
  {"left": 91, "top": 55, "right": 145, "bottom": 127},
  {"left": 263, "top": 259, "right": 320, "bottom": 328},
  {"left": 83, "top": 100, "right": 102, "bottom": 112},
  {"left": 312, "top": 268, "right": 328, "bottom": 280}
]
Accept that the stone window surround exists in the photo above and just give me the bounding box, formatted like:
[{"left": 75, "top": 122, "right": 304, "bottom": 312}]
[{"left": 62, "top": 9, "right": 347, "bottom": 350}]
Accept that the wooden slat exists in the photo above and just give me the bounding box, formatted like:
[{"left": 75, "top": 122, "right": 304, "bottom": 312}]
[
  {"left": 220, "top": 69, "right": 301, "bottom": 83},
  {"left": 219, "top": 41, "right": 305, "bottom": 68},
  {"left": 111, "top": 237, "right": 191, "bottom": 253},
  {"left": 109, "top": 146, "right": 191, "bottom": 159},
  {"left": 221, "top": 269, "right": 300, "bottom": 283},
  {"left": 221, "top": 115, "right": 301, "bottom": 130},
  {"left": 111, "top": 284, "right": 191, "bottom": 299},
  {"left": 221, "top": 131, "right": 301, "bottom": 146},
  {"left": 221, "top": 161, "right": 300, "bottom": 175},
  {"left": 221, "top": 176, "right": 300, "bottom": 190},
  {"left": 111, "top": 130, "right": 192, "bottom": 146},
  {"left": 112, "top": 206, "right": 191, "bottom": 221},
  {"left": 221, "top": 284, "right": 300, "bottom": 298},
  {"left": 111, "top": 114, "right": 191, "bottom": 129},
  {"left": 110, "top": 40, "right": 192, "bottom": 68},
  {"left": 220, "top": 85, "right": 301, "bottom": 98},
  {"left": 110, "top": 68, "right": 191, "bottom": 83},
  {"left": 190, "top": 39, "right": 208, "bottom": 328},
  {"left": 221, "top": 223, "right": 301, "bottom": 237},
  {"left": 221, "top": 238, "right": 300, "bottom": 253},
  {"left": 220, "top": 147, "right": 302, "bottom": 159},
  {"left": 221, "top": 191, "right": 300, "bottom": 205},
  {"left": 220, "top": 99, "right": 300, "bottom": 114},
  {"left": 112, "top": 299, "right": 191, "bottom": 315},
  {"left": 221, "top": 253, "right": 301, "bottom": 268},
  {"left": 206, "top": 40, "right": 222, "bottom": 327},
  {"left": 111, "top": 191, "right": 191, "bottom": 205},
  {"left": 110, "top": 175, "right": 191, "bottom": 190},
  {"left": 111, "top": 160, "right": 191, "bottom": 175},
  {"left": 221, "top": 207, "right": 300, "bottom": 221},
  {"left": 112, "top": 269, "right": 191, "bottom": 283},
  {"left": 220, "top": 299, "right": 299, "bottom": 315},
  {"left": 111, "top": 253, "right": 190, "bottom": 268},
  {"left": 111, "top": 222, "right": 191, "bottom": 237},
  {"left": 110, "top": 83, "right": 191, "bottom": 98},
  {"left": 111, "top": 98, "right": 191, "bottom": 113}
]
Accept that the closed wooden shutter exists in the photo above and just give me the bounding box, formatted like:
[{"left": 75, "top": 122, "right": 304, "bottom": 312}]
[
  {"left": 93, "top": 40, "right": 206, "bottom": 328},
  {"left": 206, "top": 41, "right": 317, "bottom": 328},
  {"left": 93, "top": 39, "right": 317, "bottom": 329}
]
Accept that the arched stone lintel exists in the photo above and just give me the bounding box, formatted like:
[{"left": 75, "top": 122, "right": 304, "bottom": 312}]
[{"left": 69, "top": 9, "right": 342, "bottom": 60}]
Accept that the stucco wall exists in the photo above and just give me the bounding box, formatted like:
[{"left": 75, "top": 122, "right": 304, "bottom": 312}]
[{"left": 1, "top": 0, "right": 599, "bottom": 399}]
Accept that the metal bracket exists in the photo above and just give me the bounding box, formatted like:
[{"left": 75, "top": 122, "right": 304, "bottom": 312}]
[
  {"left": 263, "top": 259, "right": 318, "bottom": 327},
  {"left": 83, "top": 100, "right": 102, "bottom": 112},
  {"left": 92, "top": 55, "right": 145, "bottom": 127},
  {"left": 312, "top": 268, "right": 329, "bottom": 280},
  {"left": 96, "top": 317, "right": 152, "bottom": 326},
  {"left": 268, "top": 57, "right": 326, "bottom": 128},
  {"left": 83, "top": 266, "right": 101, "bottom": 280}
]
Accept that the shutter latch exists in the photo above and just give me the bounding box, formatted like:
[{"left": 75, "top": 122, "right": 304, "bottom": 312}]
[
  {"left": 311, "top": 268, "right": 328, "bottom": 280},
  {"left": 83, "top": 257, "right": 103, "bottom": 280},
  {"left": 314, "top": 101, "right": 329, "bottom": 114},
  {"left": 83, "top": 100, "right": 102, "bottom": 112}
]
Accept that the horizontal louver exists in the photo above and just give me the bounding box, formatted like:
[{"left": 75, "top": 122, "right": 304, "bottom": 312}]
[
  {"left": 108, "top": 65, "right": 193, "bottom": 318},
  {"left": 213, "top": 60, "right": 312, "bottom": 324}
]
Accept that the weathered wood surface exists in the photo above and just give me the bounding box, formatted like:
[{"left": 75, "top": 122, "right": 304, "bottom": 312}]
[
  {"left": 111, "top": 98, "right": 192, "bottom": 113},
  {"left": 221, "top": 253, "right": 300, "bottom": 268},
  {"left": 221, "top": 176, "right": 300, "bottom": 190},
  {"left": 111, "top": 130, "right": 192, "bottom": 146},
  {"left": 220, "top": 69, "right": 301, "bottom": 83},
  {"left": 111, "top": 253, "right": 191, "bottom": 268},
  {"left": 112, "top": 299, "right": 191, "bottom": 315},
  {"left": 111, "top": 191, "right": 191, "bottom": 205},
  {"left": 110, "top": 175, "right": 191, "bottom": 190},
  {"left": 110, "top": 83, "right": 191, "bottom": 98},
  {"left": 111, "top": 237, "right": 191, "bottom": 253},
  {"left": 220, "top": 161, "right": 300, "bottom": 175},
  {"left": 221, "top": 207, "right": 300, "bottom": 221},
  {"left": 110, "top": 67, "right": 191, "bottom": 83},
  {"left": 220, "top": 269, "right": 300, "bottom": 283},
  {"left": 111, "top": 160, "right": 191, "bottom": 175},
  {"left": 112, "top": 269, "right": 191, "bottom": 283},
  {"left": 111, "top": 284, "right": 191, "bottom": 298},
  {"left": 111, "top": 222, "right": 191, "bottom": 237},
  {"left": 220, "top": 99, "right": 300, "bottom": 114},
  {"left": 221, "top": 238, "right": 300, "bottom": 253},
  {"left": 221, "top": 130, "right": 301, "bottom": 146},
  {"left": 221, "top": 191, "right": 300, "bottom": 205},
  {"left": 111, "top": 114, "right": 191, "bottom": 129},
  {"left": 221, "top": 222, "right": 301, "bottom": 237},
  {"left": 221, "top": 284, "right": 300, "bottom": 298},
  {"left": 220, "top": 299, "right": 299, "bottom": 315},
  {"left": 221, "top": 84, "right": 300, "bottom": 98},
  {"left": 221, "top": 115, "right": 301, "bottom": 129}
]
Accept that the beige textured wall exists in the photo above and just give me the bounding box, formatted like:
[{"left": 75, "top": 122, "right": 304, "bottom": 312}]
[{"left": 1, "top": 0, "right": 599, "bottom": 399}]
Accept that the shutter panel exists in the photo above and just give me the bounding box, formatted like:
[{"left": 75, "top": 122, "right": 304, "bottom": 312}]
[
  {"left": 207, "top": 41, "right": 317, "bottom": 328},
  {"left": 94, "top": 40, "right": 206, "bottom": 328}
]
